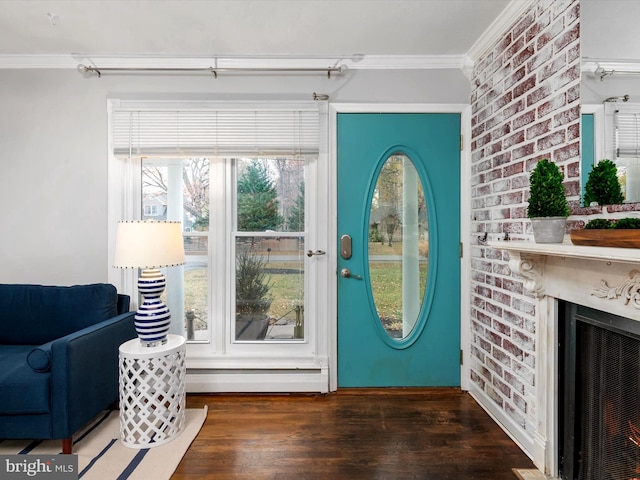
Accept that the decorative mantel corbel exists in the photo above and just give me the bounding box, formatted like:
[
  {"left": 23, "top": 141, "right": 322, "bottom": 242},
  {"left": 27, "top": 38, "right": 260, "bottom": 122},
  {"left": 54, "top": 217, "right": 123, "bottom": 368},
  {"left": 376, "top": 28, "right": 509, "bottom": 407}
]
[
  {"left": 507, "top": 251, "right": 546, "bottom": 298},
  {"left": 592, "top": 269, "right": 640, "bottom": 309}
]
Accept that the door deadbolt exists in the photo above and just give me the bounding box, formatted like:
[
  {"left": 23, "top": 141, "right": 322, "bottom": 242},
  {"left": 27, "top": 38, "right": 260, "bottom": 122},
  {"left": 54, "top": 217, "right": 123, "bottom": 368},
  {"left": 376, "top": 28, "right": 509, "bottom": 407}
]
[{"left": 340, "top": 234, "right": 352, "bottom": 259}]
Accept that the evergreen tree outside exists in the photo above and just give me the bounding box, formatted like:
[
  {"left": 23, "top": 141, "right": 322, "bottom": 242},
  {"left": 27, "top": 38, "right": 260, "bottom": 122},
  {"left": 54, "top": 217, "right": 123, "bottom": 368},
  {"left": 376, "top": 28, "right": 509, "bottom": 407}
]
[
  {"left": 192, "top": 209, "right": 209, "bottom": 231},
  {"left": 235, "top": 247, "right": 273, "bottom": 314},
  {"left": 237, "top": 160, "right": 283, "bottom": 231},
  {"left": 287, "top": 182, "right": 305, "bottom": 231}
]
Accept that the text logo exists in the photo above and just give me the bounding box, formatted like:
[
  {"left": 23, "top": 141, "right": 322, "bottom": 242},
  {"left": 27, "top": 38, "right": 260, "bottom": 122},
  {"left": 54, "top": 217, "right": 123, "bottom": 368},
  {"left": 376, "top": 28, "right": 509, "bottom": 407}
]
[{"left": 0, "top": 455, "right": 77, "bottom": 479}]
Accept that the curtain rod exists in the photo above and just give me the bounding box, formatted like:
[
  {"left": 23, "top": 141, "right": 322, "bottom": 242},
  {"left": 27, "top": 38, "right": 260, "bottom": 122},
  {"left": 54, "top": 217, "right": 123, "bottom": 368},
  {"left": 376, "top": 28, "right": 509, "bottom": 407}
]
[{"left": 78, "top": 64, "right": 345, "bottom": 78}]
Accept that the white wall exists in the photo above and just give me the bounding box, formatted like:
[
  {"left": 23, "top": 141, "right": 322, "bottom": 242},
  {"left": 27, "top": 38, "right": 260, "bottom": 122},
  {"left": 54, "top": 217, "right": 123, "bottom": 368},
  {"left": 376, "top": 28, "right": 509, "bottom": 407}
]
[
  {"left": 0, "top": 67, "right": 470, "bottom": 285},
  {"left": 581, "top": 0, "right": 640, "bottom": 103},
  {"left": 581, "top": 0, "right": 640, "bottom": 61},
  {"left": 582, "top": 76, "right": 640, "bottom": 105}
]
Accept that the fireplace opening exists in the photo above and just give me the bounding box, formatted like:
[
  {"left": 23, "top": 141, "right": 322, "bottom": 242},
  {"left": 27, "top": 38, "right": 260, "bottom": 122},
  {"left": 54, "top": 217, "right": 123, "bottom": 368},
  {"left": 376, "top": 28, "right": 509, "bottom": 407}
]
[{"left": 559, "top": 301, "right": 640, "bottom": 480}]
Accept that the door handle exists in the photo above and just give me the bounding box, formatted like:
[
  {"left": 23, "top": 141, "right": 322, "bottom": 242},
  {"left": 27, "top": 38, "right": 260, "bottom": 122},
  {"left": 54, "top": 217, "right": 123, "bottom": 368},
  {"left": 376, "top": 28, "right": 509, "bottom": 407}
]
[
  {"left": 340, "top": 268, "right": 362, "bottom": 280},
  {"left": 306, "top": 250, "right": 326, "bottom": 257}
]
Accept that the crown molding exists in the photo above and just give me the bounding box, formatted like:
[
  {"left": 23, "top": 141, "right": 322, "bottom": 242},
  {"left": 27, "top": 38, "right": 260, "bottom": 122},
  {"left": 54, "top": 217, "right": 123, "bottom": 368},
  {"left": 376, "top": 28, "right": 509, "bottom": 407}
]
[
  {"left": 349, "top": 55, "right": 467, "bottom": 70},
  {"left": 0, "top": 54, "right": 79, "bottom": 68},
  {"left": 461, "top": 55, "right": 475, "bottom": 81},
  {"left": 466, "top": 0, "right": 535, "bottom": 63},
  {"left": 0, "top": 53, "right": 468, "bottom": 71},
  {"left": 582, "top": 58, "right": 640, "bottom": 73}
]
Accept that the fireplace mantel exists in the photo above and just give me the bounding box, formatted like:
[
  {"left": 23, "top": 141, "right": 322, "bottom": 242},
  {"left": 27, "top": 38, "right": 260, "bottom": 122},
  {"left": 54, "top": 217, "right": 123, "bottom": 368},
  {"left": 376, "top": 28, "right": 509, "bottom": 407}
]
[
  {"left": 484, "top": 240, "right": 640, "bottom": 477},
  {"left": 489, "top": 240, "right": 640, "bottom": 320},
  {"left": 488, "top": 241, "right": 640, "bottom": 264}
]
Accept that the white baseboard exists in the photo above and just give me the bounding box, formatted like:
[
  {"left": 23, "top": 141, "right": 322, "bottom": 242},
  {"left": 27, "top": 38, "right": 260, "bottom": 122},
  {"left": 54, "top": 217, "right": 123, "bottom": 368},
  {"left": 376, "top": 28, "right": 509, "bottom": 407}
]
[
  {"left": 468, "top": 384, "right": 536, "bottom": 462},
  {"left": 186, "top": 368, "right": 329, "bottom": 393}
]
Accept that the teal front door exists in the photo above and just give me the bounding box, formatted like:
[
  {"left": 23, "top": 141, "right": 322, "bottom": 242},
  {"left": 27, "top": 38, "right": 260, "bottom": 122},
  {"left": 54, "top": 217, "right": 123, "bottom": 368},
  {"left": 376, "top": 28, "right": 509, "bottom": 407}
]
[{"left": 337, "top": 113, "right": 461, "bottom": 387}]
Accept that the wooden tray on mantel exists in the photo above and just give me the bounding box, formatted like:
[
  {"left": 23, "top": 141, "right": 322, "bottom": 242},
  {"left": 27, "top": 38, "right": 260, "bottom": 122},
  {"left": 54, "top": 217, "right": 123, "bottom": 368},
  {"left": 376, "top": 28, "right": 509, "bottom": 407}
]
[{"left": 570, "top": 229, "right": 640, "bottom": 248}]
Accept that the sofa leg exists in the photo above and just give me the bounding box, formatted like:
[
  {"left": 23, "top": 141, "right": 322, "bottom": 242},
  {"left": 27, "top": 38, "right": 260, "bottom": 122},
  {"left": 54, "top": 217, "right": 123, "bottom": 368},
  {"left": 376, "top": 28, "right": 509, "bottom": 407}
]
[{"left": 62, "top": 437, "right": 73, "bottom": 454}]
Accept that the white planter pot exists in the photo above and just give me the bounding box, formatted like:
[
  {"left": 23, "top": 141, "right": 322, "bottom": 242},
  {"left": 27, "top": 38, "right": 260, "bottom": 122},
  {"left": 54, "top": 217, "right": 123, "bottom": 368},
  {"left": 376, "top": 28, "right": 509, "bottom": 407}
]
[{"left": 531, "top": 216, "right": 567, "bottom": 243}]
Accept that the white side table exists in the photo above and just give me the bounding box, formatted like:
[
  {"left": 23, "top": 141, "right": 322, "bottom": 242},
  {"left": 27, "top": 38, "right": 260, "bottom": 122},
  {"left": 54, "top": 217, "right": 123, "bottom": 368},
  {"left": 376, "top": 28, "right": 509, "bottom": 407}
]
[{"left": 118, "top": 334, "right": 186, "bottom": 448}]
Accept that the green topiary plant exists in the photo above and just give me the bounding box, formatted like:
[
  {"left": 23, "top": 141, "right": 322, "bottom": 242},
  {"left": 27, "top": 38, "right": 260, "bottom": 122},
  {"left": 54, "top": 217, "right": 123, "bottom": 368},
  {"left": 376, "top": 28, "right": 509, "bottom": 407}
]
[
  {"left": 613, "top": 217, "right": 640, "bottom": 229},
  {"left": 583, "top": 159, "right": 624, "bottom": 206},
  {"left": 584, "top": 217, "right": 640, "bottom": 229},
  {"left": 585, "top": 218, "right": 614, "bottom": 229},
  {"left": 527, "top": 159, "right": 570, "bottom": 218}
]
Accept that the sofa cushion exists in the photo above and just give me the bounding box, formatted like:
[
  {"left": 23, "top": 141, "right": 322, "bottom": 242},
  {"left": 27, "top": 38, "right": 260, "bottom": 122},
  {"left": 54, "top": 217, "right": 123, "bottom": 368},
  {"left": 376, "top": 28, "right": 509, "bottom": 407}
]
[
  {"left": 0, "top": 283, "right": 118, "bottom": 344},
  {"left": 0, "top": 346, "right": 50, "bottom": 414}
]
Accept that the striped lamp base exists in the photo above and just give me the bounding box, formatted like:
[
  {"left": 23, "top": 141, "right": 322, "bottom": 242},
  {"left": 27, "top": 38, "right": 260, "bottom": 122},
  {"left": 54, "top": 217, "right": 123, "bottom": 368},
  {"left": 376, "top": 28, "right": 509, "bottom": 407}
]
[{"left": 136, "top": 268, "right": 171, "bottom": 346}]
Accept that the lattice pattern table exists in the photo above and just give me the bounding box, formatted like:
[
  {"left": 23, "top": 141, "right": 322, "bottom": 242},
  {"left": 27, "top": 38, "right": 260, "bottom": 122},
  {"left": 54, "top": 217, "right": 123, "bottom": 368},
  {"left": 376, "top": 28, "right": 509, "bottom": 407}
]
[{"left": 118, "top": 334, "right": 186, "bottom": 448}]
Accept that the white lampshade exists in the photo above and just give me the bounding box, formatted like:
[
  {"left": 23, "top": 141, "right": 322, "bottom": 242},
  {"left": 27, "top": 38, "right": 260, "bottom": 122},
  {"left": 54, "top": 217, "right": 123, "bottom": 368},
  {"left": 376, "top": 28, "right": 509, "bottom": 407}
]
[{"left": 114, "top": 221, "right": 185, "bottom": 269}]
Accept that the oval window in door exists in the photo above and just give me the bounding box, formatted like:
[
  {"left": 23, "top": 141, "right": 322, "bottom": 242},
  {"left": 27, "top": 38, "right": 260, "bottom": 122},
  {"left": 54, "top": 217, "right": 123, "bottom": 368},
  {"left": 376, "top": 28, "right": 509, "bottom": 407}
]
[{"left": 369, "top": 154, "right": 428, "bottom": 340}]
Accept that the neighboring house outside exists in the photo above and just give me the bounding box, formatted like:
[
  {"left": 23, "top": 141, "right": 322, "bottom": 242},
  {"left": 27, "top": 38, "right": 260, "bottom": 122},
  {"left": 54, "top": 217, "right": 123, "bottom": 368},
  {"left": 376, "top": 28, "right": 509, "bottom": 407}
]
[
  {"left": 369, "top": 205, "right": 399, "bottom": 246},
  {"left": 142, "top": 194, "right": 167, "bottom": 221}
]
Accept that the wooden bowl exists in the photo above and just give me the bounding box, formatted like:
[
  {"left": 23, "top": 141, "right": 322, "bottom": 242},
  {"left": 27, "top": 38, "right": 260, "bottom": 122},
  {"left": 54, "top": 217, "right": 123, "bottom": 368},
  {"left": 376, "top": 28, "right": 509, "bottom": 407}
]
[{"left": 570, "top": 229, "right": 640, "bottom": 248}]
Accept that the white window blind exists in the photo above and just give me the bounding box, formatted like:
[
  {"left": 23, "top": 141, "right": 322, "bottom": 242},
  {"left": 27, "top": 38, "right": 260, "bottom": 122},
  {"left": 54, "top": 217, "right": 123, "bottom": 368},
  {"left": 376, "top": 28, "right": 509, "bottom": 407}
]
[
  {"left": 615, "top": 107, "right": 640, "bottom": 158},
  {"left": 111, "top": 102, "right": 320, "bottom": 156}
]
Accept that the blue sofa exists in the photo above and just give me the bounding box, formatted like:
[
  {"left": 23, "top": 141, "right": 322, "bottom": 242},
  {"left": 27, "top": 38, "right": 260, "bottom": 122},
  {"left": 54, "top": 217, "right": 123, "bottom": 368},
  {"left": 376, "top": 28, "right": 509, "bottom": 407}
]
[{"left": 0, "top": 283, "right": 136, "bottom": 453}]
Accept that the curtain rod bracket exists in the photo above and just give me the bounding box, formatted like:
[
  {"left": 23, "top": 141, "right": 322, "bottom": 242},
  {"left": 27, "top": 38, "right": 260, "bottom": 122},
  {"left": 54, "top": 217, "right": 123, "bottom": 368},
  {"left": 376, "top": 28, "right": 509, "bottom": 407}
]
[
  {"left": 79, "top": 64, "right": 101, "bottom": 77},
  {"left": 600, "top": 69, "right": 614, "bottom": 81},
  {"left": 598, "top": 68, "right": 640, "bottom": 81}
]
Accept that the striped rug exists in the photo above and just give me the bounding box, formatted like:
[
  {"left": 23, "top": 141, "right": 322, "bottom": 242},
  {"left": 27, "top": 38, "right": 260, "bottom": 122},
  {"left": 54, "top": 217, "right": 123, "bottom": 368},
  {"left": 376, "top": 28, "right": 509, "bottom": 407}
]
[{"left": 0, "top": 407, "right": 207, "bottom": 480}]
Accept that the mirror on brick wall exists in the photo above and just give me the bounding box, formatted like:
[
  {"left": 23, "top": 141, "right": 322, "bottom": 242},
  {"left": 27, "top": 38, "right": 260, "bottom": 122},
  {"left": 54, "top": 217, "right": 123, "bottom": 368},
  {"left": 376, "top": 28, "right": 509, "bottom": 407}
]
[{"left": 580, "top": 0, "right": 640, "bottom": 203}]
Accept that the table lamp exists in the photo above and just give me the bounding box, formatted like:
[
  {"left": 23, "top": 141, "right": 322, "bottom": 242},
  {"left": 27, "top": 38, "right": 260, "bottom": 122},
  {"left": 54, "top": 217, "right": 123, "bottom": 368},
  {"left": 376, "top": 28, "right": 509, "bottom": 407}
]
[{"left": 113, "top": 220, "right": 185, "bottom": 346}]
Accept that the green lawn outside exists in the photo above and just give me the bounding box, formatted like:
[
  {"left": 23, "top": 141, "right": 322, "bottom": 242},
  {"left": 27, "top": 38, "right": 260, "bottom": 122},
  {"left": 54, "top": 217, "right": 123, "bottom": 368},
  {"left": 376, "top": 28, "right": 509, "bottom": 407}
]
[{"left": 183, "top": 243, "right": 428, "bottom": 338}]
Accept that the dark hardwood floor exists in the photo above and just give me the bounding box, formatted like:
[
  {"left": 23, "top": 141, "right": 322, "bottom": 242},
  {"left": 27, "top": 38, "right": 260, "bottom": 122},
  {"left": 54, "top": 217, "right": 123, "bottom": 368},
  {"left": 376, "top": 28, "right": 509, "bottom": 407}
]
[{"left": 173, "top": 388, "right": 535, "bottom": 479}]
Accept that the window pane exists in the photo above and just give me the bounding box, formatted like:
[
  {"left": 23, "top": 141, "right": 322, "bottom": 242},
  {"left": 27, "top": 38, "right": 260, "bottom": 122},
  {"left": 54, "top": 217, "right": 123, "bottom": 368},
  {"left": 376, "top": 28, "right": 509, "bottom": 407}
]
[
  {"left": 184, "top": 234, "right": 209, "bottom": 341},
  {"left": 142, "top": 158, "right": 210, "bottom": 342},
  {"left": 234, "top": 156, "right": 306, "bottom": 342},
  {"left": 236, "top": 158, "right": 305, "bottom": 232},
  {"left": 369, "top": 154, "right": 428, "bottom": 339},
  {"left": 235, "top": 236, "right": 304, "bottom": 341}
]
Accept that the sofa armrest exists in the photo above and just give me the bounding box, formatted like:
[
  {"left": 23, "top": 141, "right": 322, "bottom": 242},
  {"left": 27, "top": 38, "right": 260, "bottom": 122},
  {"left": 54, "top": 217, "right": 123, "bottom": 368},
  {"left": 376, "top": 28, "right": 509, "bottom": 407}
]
[
  {"left": 117, "top": 294, "right": 131, "bottom": 315},
  {"left": 48, "top": 311, "right": 136, "bottom": 438}
]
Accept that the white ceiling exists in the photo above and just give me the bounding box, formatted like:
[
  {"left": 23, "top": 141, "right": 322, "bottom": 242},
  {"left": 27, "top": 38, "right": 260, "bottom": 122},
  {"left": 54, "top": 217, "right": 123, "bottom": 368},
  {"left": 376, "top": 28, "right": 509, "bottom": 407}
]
[{"left": 0, "top": 0, "right": 511, "bottom": 58}]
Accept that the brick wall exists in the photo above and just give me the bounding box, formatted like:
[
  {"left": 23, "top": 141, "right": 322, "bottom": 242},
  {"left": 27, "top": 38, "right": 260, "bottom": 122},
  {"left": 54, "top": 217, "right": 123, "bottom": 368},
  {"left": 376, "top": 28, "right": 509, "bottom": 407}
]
[
  {"left": 469, "top": 0, "right": 580, "bottom": 439},
  {"left": 568, "top": 202, "right": 640, "bottom": 230}
]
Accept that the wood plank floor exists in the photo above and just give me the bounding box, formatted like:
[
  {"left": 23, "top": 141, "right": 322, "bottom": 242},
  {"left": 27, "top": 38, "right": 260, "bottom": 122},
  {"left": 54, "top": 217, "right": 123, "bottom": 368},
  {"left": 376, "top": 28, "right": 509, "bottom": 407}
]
[{"left": 172, "top": 388, "right": 535, "bottom": 479}]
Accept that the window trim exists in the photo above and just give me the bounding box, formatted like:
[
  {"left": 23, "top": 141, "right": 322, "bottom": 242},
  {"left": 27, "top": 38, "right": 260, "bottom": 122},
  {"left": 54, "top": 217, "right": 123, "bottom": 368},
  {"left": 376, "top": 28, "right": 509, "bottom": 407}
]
[{"left": 107, "top": 99, "right": 330, "bottom": 392}]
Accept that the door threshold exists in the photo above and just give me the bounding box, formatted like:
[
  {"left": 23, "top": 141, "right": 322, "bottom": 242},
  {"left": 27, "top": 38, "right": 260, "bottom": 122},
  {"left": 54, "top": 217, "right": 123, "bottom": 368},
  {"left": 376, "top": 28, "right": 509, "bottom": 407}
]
[{"left": 335, "top": 387, "right": 463, "bottom": 395}]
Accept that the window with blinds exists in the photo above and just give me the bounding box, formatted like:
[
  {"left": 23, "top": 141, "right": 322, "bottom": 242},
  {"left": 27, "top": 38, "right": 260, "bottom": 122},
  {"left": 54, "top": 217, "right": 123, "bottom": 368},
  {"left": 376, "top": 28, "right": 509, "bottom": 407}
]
[
  {"left": 110, "top": 101, "right": 322, "bottom": 346},
  {"left": 610, "top": 105, "right": 640, "bottom": 202},
  {"left": 615, "top": 107, "right": 640, "bottom": 159},
  {"left": 111, "top": 103, "right": 320, "bottom": 157}
]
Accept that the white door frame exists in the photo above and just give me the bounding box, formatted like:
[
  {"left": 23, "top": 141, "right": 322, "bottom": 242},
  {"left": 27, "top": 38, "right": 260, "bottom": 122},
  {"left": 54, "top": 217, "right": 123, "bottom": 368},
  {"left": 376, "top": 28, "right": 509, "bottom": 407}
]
[{"left": 328, "top": 103, "right": 471, "bottom": 392}]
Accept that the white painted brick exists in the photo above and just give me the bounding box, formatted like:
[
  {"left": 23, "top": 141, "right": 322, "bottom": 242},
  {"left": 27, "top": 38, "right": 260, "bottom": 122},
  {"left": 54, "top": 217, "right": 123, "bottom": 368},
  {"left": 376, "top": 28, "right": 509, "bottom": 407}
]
[{"left": 469, "top": 0, "right": 579, "bottom": 439}]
